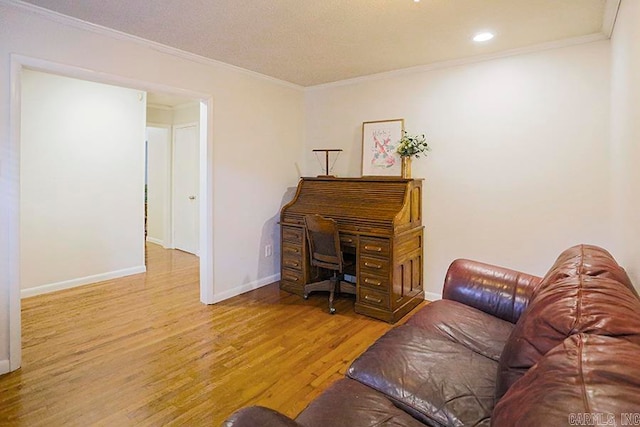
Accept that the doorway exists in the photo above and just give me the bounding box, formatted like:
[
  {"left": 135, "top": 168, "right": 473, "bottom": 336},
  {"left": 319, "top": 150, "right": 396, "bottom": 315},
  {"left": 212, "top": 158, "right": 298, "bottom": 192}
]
[
  {"left": 145, "top": 122, "right": 200, "bottom": 256},
  {"left": 7, "top": 55, "right": 215, "bottom": 372}
]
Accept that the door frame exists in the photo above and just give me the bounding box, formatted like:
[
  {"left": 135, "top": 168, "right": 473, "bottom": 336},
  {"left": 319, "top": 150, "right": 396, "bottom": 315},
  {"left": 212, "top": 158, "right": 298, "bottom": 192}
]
[
  {"left": 171, "top": 122, "right": 200, "bottom": 255},
  {"left": 6, "top": 54, "right": 216, "bottom": 373}
]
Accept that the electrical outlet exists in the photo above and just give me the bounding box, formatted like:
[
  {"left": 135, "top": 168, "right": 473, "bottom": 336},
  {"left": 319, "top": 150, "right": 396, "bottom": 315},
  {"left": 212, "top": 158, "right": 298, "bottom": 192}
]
[{"left": 265, "top": 244, "right": 273, "bottom": 257}]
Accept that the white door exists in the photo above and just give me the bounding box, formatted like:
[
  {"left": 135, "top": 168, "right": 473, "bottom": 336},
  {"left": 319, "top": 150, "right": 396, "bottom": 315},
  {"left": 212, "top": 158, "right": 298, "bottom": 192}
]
[{"left": 173, "top": 124, "right": 199, "bottom": 255}]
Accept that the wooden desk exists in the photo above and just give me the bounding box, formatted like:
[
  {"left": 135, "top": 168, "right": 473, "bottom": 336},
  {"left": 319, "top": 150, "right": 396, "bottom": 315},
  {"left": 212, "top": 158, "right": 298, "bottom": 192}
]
[{"left": 280, "top": 177, "right": 424, "bottom": 323}]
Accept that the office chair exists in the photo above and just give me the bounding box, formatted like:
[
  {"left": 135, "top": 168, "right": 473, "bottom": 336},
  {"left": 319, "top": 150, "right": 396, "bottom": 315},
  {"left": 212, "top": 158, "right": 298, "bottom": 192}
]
[{"left": 303, "top": 214, "right": 356, "bottom": 314}]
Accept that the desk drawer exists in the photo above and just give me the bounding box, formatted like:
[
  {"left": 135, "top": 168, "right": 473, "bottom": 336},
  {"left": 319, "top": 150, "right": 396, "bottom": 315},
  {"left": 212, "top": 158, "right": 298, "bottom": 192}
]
[
  {"left": 282, "top": 226, "right": 304, "bottom": 244},
  {"left": 360, "top": 255, "right": 390, "bottom": 276},
  {"left": 282, "top": 256, "right": 302, "bottom": 270},
  {"left": 339, "top": 234, "right": 357, "bottom": 248},
  {"left": 359, "top": 272, "right": 389, "bottom": 290},
  {"left": 282, "top": 243, "right": 303, "bottom": 270},
  {"left": 282, "top": 267, "right": 304, "bottom": 284},
  {"left": 358, "top": 287, "right": 390, "bottom": 310},
  {"left": 282, "top": 242, "right": 302, "bottom": 256},
  {"left": 360, "top": 237, "right": 390, "bottom": 257}
]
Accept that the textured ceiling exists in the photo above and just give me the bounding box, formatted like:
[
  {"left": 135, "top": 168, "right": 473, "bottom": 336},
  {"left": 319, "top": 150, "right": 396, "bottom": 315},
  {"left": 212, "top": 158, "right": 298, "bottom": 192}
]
[{"left": 19, "top": 0, "right": 612, "bottom": 87}]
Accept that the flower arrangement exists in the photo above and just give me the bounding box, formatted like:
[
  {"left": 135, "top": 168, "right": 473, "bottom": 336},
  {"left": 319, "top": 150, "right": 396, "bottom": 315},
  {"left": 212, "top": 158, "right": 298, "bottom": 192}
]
[{"left": 396, "top": 131, "right": 430, "bottom": 158}]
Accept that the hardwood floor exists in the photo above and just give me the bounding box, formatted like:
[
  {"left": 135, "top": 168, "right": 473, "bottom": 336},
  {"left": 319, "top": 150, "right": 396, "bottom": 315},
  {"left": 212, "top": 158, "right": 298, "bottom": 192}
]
[{"left": 0, "top": 243, "right": 426, "bottom": 426}]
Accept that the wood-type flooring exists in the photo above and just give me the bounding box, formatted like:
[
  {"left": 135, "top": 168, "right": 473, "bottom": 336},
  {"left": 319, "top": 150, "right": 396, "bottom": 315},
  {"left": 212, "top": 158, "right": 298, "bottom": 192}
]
[{"left": 0, "top": 243, "right": 426, "bottom": 426}]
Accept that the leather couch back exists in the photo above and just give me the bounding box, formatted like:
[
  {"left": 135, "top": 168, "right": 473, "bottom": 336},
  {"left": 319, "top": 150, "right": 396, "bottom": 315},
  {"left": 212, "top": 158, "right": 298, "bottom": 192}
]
[
  {"left": 493, "top": 333, "right": 640, "bottom": 426},
  {"left": 495, "top": 244, "right": 640, "bottom": 400},
  {"left": 535, "top": 244, "right": 637, "bottom": 296}
]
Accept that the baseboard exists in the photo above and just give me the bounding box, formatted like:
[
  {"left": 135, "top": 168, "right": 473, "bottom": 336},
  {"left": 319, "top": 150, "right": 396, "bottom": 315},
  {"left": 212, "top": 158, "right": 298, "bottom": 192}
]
[
  {"left": 146, "top": 236, "right": 165, "bottom": 246},
  {"left": 211, "top": 273, "right": 281, "bottom": 304},
  {"left": 20, "top": 265, "right": 147, "bottom": 298},
  {"left": 0, "top": 359, "right": 10, "bottom": 375},
  {"left": 424, "top": 291, "right": 442, "bottom": 302},
  {"left": 212, "top": 275, "right": 441, "bottom": 304}
]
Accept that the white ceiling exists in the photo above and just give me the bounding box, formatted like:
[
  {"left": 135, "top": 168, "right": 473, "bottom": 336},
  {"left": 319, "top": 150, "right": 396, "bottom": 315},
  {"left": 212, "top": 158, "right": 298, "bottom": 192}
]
[
  {"left": 20, "top": 0, "right": 616, "bottom": 87},
  {"left": 146, "top": 92, "right": 198, "bottom": 108}
]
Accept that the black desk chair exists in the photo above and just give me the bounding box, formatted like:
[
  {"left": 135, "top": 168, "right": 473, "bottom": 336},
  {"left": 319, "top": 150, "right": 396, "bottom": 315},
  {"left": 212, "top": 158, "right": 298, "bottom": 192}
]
[{"left": 303, "top": 214, "right": 356, "bottom": 314}]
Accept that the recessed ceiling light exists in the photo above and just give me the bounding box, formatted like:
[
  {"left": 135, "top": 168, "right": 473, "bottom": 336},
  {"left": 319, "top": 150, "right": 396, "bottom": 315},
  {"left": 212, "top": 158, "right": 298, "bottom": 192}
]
[{"left": 473, "top": 32, "right": 494, "bottom": 42}]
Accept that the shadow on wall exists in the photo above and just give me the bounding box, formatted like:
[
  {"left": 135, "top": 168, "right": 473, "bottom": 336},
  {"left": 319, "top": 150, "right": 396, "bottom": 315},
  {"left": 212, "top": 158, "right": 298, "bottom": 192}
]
[{"left": 256, "top": 186, "right": 298, "bottom": 280}]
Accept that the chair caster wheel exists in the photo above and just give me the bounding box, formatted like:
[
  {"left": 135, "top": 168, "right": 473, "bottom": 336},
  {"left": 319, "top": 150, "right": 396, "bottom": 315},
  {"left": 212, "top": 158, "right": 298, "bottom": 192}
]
[
  {"left": 329, "top": 307, "right": 336, "bottom": 314},
  {"left": 303, "top": 294, "right": 309, "bottom": 300}
]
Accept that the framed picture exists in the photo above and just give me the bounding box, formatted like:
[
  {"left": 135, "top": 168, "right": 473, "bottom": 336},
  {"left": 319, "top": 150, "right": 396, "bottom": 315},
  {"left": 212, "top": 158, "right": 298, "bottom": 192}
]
[{"left": 361, "top": 118, "right": 404, "bottom": 176}]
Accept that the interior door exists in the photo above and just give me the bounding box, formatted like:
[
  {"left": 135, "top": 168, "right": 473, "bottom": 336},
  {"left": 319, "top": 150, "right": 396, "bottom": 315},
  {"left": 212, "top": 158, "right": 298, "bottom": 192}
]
[{"left": 173, "top": 124, "right": 199, "bottom": 255}]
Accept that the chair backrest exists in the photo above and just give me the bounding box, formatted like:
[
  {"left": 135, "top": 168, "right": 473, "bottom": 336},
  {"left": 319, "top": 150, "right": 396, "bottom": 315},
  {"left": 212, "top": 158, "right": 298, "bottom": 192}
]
[{"left": 304, "top": 214, "right": 343, "bottom": 272}]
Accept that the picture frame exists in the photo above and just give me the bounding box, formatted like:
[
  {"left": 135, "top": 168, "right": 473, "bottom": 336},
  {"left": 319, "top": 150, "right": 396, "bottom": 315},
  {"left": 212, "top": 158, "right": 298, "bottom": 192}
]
[{"left": 361, "top": 118, "right": 404, "bottom": 176}]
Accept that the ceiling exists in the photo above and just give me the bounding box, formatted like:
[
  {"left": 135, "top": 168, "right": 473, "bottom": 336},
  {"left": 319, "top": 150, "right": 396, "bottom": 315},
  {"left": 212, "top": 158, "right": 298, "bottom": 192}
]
[
  {"left": 146, "top": 92, "right": 198, "bottom": 108},
  {"left": 20, "top": 0, "right": 615, "bottom": 87}
]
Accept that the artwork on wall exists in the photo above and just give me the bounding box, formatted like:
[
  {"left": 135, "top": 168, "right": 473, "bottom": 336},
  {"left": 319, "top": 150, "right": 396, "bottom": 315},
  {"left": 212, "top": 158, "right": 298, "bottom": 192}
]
[{"left": 361, "top": 118, "right": 404, "bottom": 176}]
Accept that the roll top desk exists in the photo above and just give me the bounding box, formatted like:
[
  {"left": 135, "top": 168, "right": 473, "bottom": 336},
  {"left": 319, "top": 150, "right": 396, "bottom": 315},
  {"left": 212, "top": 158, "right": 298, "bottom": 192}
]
[{"left": 280, "top": 177, "right": 424, "bottom": 323}]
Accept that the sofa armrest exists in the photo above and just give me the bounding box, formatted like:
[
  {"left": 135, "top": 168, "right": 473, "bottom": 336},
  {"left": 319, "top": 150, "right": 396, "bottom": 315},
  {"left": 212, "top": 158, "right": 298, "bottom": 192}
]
[
  {"left": 221, "top": 406, "right": 302, "bottom": 427},
  {"left": 442, "top": 259, "right": 542, "bottom": 323}
]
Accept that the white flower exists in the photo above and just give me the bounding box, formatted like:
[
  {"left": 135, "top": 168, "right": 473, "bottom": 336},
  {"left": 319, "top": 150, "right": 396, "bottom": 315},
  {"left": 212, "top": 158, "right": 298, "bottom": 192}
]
[{"left": 397, "top": 131, "right": 430, "bottom": 158}]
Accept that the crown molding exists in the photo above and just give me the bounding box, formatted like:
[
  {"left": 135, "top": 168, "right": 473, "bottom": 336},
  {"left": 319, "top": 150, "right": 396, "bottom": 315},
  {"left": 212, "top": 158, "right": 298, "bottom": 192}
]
[
  {"left": 306, "top": 33, "right": 609, "bottom": 91},
  {"left": 1, "top": 0, "right": 304, "bottom": 91},
  {"left": 602, "top": 0, "right": 621, "bottom": 37},
  {"left": 3, "top": 0, "right": 615, "bottom": 92}
]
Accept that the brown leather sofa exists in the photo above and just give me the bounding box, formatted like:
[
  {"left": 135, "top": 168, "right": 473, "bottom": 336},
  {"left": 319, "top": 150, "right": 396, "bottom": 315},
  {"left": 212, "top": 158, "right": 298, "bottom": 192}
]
[{"left": 223, "top": 244, "right": 640, "bottom": 426}]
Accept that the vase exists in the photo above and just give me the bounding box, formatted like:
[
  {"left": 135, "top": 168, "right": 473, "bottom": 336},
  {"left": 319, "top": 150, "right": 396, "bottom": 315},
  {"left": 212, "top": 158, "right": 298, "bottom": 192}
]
[{"left": 401, "top": 156, "right": 412, "bottom": 179}]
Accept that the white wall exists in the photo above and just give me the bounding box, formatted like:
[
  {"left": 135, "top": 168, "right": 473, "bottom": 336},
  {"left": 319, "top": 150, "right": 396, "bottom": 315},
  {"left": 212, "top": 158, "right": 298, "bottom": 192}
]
[
  {"left": 146, "top": 126, "right": 171, "bottom": 246},
  {"left": 305, "top": 41, "right": 613, "bottom": 299},
  {"left": 173, "top": 103, "right": 200, "bottom": 125},
  {"left": 20, "top": 70, "right": 146, "bottom": 294},
  {"left": 610, "top": 0, "right": 640, "bottom": 288},
  {"left": 147, "top": 106, "right": 173, "bottom": 126},
  {"left": 0, "top": 2, "right": 304, "bottom": 371}
]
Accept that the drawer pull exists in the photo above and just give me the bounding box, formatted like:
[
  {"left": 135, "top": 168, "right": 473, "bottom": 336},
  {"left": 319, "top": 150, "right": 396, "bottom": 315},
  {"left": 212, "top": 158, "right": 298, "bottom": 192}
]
[
  {"left": 285, "top": 260, "right": 299, "bottom": 267},
  {"left": 364, "top": 245, "right": 383, "bottom": 252},
  {"left": 342, "top": 238, "right": 354, "bottom": 244},
  {"left": 284, "top": 247, "right": 300, "bottom": 254},
  {"left": 364, "top": 278, "right": 382, "bottom": 286},
  {"left": 284, "top": 275, "right": 299, "bottom": 282},
  {"left": 283, "top": 230, "right": 302, "bottom": 240},
  {"left": 364, "top": 295, "right": 382, "bottom": 304},
  {"left": 364, "top": 262, "right": 382, "bottom": 269}
]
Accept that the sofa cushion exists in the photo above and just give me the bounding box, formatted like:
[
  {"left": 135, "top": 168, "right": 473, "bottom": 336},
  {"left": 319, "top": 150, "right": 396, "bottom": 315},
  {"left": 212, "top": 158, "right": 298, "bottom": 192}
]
[
  {"left": 536, "top": 244, "right": 637, "bottom": 297},
  {"left": 406, "top": 299, "right": 514, "bottom": 361},
  {"left": 295, "top": 378, "right": 425, "bottom": 427},
  {"left": 496, "top": 275, "right": 640, "bottom": 399},
  {"left": 492, "top": 334, "right": 640, "bottom": 427},
  {"left": 347, "top": 324, "right": 496, "bottom": 427},
  {"left": 495, "top": 245, "right": 640, "bottom": 399}
]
